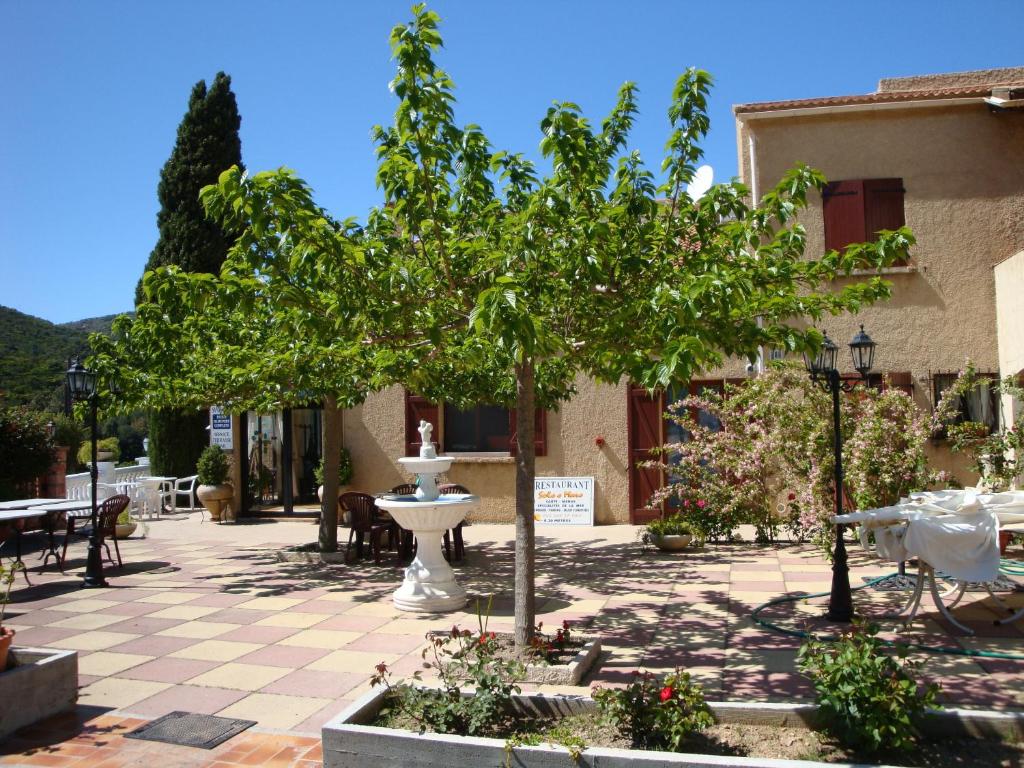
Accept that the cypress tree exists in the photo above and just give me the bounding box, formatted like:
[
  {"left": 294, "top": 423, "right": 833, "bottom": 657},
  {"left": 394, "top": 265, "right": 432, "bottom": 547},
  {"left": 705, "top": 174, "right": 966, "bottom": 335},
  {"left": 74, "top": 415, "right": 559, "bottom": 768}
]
[{"left": 139, "top": 72, "right": 243, "bottom": 478}]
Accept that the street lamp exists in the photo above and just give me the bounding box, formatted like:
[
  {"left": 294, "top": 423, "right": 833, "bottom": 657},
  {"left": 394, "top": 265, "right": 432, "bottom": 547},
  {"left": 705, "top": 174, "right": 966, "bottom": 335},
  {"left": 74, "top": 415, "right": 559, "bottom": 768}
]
[
  {"left": 803, "top": 325, "right": 876, "bottom": 622},
  {"left": 66, "top": 358, "right": 107, "bottom": 589}
]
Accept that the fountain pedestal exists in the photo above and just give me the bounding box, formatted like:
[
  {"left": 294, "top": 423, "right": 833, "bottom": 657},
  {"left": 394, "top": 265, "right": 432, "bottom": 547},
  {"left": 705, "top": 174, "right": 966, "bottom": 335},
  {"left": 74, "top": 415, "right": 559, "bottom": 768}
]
[
  {"left": 380, "top": 497, "right": 475, "bottom": 612},
  {"left": 374, "top": 420, "right": 475, "bottom": 613}
]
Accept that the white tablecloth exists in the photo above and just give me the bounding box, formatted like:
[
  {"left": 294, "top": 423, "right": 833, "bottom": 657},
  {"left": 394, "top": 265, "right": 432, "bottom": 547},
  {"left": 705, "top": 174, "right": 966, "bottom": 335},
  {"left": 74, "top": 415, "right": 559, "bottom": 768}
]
[{"left": 834, "top": 489, "right": 1024, "bottom": 582}]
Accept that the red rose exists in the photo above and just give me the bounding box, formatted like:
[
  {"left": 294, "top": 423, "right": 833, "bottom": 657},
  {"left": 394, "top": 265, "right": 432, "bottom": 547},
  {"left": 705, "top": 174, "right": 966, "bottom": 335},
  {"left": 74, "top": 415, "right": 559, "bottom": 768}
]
[
  {"left": 659, "top": 686, "right": 673, "bottom": 702},
  {"left": 787, "top": 492, "right": 796, "bottom": 501}
]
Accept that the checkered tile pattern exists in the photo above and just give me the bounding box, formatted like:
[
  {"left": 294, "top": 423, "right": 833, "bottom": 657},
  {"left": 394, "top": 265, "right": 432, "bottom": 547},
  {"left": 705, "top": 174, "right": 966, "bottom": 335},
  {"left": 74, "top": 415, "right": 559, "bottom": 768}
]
[{"left": 3, "top": 516, "right": 1023, "bottom": 766}]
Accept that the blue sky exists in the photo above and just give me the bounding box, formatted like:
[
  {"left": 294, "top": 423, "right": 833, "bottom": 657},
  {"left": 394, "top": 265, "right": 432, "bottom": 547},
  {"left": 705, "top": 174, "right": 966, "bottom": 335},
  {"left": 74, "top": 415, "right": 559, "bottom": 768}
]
[{"left": 2, "top": 1, "right": 1022, "bottom": 324}]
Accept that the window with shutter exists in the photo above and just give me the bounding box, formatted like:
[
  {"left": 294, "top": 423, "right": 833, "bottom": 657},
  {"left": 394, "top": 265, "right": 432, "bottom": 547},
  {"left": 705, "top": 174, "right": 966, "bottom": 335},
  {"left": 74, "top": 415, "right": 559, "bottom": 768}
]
[
  {"left": 404, "top": 391, "right": 546, "bottom": 457},
  {"left": 823, "top": 178, "right": 907, "bottom": 263}
]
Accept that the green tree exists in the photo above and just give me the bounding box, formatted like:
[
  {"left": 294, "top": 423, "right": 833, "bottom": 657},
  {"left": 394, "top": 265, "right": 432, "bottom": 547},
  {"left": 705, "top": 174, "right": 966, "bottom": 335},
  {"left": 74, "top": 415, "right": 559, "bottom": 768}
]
[
  {"left": 350, "top": 5, "right": 911, "bottom": 645},
  {"left": 99, "top": 6, "right": 911, "bottom": 648},
  {"left": 137, "top": 72, "right": 244, "bottom": 477}
]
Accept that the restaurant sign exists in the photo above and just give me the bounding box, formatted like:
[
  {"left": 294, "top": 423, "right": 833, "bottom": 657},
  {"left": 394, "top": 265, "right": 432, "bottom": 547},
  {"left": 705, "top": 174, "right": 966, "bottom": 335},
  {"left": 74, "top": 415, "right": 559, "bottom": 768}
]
[
  {"left": 210, "top": 407, "right": 233, "bottom": 450},
  {"left": 534, "top": 476, "right": 594, "bottom": 526}
]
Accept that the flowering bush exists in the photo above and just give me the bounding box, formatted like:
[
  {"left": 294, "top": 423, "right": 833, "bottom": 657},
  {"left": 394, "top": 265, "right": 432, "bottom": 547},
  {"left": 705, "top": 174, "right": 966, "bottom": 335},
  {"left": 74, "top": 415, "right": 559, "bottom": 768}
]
[
  {"left": 649, "top": 363, "right": 949, "bottom": 553},
  {"left": 845, "top": 385, "right": 950, "bottom": 510},
  {"left": 371, "top": 622, "right": 524, "bottom": 737},
  {"left": 592, "top": 669, "right": 713, "bottom": 751},
  {"left": 932, "top": 363, "right": 1023, "bottom": 491}
]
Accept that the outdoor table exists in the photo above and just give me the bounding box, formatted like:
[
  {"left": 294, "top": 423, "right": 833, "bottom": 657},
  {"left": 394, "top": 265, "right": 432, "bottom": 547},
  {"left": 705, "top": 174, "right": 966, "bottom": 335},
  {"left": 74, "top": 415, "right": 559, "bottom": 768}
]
[
  {"left": 37, "top": 499, "right": 98, "bottom": 571},
  {"left": 0, "top": 508, "right": 65, "bottom": 582},
  {"left": 138, "top": 476, "right": 175, "bottom": 518},
  {"left": 0, "top": 498, "right": 66, "bottom": 511},
  {"left": 834, "top": 489, "right": 1024, "bottom": 634}
]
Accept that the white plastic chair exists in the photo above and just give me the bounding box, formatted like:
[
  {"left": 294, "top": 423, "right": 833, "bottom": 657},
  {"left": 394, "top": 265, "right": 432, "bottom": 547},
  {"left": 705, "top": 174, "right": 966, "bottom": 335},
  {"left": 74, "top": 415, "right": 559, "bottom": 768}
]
[{"left": 172, "top": 475, "right": 200, "bottom": 514}]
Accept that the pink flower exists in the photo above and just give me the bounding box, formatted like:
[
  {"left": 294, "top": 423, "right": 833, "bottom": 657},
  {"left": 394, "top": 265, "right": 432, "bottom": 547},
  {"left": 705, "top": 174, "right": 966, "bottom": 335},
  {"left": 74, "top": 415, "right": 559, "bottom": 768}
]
[{"left": 696, "top": 499, "right": 706, "bottom": 509}]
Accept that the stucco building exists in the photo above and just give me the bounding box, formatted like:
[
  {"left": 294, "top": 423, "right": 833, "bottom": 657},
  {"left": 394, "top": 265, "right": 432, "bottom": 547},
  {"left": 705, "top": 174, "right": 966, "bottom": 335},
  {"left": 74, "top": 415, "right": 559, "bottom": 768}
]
[{"left": 234, "top": 67, "right": 1024, "bottom": 524}]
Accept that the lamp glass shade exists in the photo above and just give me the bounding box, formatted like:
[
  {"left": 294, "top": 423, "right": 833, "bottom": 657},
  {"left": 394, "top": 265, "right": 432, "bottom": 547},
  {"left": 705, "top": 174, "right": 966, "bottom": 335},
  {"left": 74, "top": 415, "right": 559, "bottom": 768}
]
[
  {"left": 849, "top": 325, "right": 876, "bottom": 377},
  {"left": 66, "top": 359, "right": 96, "bottom": 400},
  {"left": 806, "top": 333, "right": 839, "bottom": 375}
]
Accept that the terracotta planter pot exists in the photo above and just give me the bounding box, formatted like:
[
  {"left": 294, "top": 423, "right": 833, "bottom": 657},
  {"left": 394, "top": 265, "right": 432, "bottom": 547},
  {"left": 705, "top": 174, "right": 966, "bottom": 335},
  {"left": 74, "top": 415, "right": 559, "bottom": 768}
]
[
  {"left": 999, "top": 530, "right": 1013, "bottom": 555},
  {"left": 0, "top": 627, "right": 14, "bottom": 672},
  {"left": 197, "top": 483, "right": 234, "bottom": 523}
]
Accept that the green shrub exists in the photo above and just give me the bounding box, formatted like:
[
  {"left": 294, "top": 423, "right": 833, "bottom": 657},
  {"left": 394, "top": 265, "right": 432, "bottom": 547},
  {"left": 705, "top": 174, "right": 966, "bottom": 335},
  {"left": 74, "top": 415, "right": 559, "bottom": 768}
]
[
  {"left": 592, "top": 669, "right": 713, "bottom": 752},
  {"left": 313, "top": 448, "right": 353, "bottom": 487},
  {"left": 0, "top": 408, "right": 55, "bottom": 500},
  {"left": 197, "top": 445, "right": 230, "bottom": 485},
  {"left": 76, "top": 436, "right": 120, "bottom": 465},
  {"left": 798, "top": 622, "right": 940, "bottom": 753},
  {"left": 645, "top": 513, "right": 694, "bottom": 538},
  {"left": 372, "top": 621, "right": 524, "bottom": 737}
]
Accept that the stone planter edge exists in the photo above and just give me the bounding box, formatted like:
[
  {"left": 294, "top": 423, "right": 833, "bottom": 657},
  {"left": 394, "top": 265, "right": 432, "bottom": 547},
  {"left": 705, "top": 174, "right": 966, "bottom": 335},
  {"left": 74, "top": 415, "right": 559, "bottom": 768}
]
[
  {"left": 0, "top": 647, "right": 78, "bottom": 740},
  {"left": 323, "top": 686, "right": 1024, "bottom": 768}
]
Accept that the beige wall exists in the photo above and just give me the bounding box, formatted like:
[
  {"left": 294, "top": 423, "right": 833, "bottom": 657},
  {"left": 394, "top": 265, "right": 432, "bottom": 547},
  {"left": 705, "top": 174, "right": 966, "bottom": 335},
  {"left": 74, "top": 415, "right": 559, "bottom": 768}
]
[
  {"left": 995, "top": 249, "right": 1024, "bottom": 434},
  {"left": 341, "top": 374, "right": 631, "bottom": 524},
  {"left": 736, "top": 100, "right": 1024, "bottom": 484}
]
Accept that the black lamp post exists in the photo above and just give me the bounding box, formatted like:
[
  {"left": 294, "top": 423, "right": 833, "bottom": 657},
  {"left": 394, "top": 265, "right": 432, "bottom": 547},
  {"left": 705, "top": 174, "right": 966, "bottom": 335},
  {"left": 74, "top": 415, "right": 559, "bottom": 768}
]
[
  {"left": 66, "top": 358, "right": 107, "bottom": 589},
  {"left": 803, "top": 325, "right": 876, "bottom": 622}
]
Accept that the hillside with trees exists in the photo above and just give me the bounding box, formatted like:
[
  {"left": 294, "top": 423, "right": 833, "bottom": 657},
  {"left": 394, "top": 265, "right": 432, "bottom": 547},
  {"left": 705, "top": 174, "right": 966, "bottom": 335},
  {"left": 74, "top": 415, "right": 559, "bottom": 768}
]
[{"left": 0, "top": 305, "right": 121, "bottom": 410}]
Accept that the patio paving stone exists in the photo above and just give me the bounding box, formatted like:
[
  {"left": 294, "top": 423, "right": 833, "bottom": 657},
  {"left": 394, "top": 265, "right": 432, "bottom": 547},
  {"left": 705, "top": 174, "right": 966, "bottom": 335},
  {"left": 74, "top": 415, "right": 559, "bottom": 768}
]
[
  {"left": 4, "top": 515, "right": 1022, "bottom": 767},
  {"left": 129, "top": 683, "right": 251, "bottom": 717},
  {"left": 119, "top": 656, "right": 221, "bottom": 683}
]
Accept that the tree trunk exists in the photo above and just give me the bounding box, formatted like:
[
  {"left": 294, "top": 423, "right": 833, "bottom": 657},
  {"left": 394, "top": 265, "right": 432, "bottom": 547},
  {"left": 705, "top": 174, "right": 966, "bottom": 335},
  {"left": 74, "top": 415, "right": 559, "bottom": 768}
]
[
  {"left": 513, "top": 359, "right": 536, "bottom": 648},
  {"left": 319, "top": 394, "right": 341, "bottom": 552}
]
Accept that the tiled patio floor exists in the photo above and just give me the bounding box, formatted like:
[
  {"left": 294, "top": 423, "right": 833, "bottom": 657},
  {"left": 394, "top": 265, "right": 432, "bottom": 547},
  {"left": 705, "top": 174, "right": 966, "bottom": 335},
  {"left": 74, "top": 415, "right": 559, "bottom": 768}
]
[{"left": 3, "top": 514, "right": 1023, "bottom": 765}]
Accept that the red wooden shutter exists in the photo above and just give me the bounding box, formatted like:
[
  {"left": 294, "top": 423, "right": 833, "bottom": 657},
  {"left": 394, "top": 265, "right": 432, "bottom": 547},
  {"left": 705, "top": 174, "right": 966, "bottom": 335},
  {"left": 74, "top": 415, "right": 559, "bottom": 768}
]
[
  {"left": 508, "top": 408, "right": 547, "bottom": 457},
  {"left": 882, "top": 371, "right": 913, "bottom": 396},
  {"left": 627, "top": 384, "right": 664, "bottom": 524},
  {"left": 822, "top": 180, "right": 866, "bottom": 252},
  {"left": 404, "top": 391, "right": 439, "bottom": 457}
]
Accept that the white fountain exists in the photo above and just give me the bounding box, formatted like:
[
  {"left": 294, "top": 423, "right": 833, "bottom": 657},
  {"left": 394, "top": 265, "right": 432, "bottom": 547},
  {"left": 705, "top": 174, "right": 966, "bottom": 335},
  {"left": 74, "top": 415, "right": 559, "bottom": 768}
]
[{"left": 375, "top": 421, "right": 477, "bottom": 612}]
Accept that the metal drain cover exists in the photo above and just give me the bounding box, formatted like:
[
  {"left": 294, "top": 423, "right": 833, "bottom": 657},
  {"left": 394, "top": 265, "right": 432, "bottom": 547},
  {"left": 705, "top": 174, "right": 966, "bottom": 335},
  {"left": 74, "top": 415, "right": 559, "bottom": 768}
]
[{"left": 125, "top": 711, "right": 256, "bottom": 749}]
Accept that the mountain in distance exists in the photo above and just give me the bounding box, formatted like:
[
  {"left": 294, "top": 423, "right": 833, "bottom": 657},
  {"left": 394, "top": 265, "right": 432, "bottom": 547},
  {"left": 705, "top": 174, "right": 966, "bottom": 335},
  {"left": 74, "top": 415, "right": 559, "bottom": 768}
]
[{"left": 0, "top": 306, "right": 128, "bottom": 410}]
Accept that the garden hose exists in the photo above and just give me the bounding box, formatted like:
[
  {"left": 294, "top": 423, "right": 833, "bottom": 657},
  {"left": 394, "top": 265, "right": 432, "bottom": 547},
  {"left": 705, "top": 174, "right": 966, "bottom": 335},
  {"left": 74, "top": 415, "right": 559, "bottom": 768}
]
[{"left": 750, "top": 569, "right": 1024, "bottom": 661}]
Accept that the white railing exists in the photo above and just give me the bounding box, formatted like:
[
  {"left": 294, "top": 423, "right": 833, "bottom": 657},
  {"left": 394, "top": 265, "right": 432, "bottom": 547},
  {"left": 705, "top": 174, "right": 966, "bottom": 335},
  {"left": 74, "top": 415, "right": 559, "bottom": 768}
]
[
  {"left": 115, "top": 466, "right": 147, "bottom": 483},
  {"left": 65, "top": 472, "right": 91, "bottom": 500},
  {"left": 65, "top": 464, "right": 151, "bottom": 499}
]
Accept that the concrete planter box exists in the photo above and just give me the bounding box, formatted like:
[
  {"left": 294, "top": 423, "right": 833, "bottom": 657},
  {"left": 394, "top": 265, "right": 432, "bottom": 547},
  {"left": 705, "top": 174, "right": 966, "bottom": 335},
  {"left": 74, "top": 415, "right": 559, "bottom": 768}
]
[
  {"left": 428, "top": 633, "right": 601, "bottom": 685},
  {"left": 0, "top": 647, "right": 78, "bottom": 740},
  {"left": 277, "top": 544, "right": 347, "bottom": 565},
  {"left": 324, "top": 687, "right": 1024, "bottom": 768}
]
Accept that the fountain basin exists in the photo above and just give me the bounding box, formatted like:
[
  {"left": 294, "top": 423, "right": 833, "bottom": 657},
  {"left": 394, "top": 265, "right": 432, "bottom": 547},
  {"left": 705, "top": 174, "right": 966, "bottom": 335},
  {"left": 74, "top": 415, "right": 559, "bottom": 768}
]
[{"left": 375, "top": 493, "right": 477, "bottom": 613}]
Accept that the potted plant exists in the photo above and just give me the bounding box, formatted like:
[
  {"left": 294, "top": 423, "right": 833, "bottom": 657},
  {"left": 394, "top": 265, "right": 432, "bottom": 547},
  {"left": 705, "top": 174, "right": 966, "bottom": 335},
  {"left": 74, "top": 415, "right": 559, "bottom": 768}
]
[
  {"left": 0, "top": 561, "right": 22, "bottom": 671},
  {"left": 76, "top": 437, "right": 120, "bottom": 465},
  {"left": 115, "top": 507, "right": 138, "bottom": 539},
  {"left": 196, "top": 445, "right": 234, "bottom": 523},
  {"left": 315, "top": 447, "right": 354, "bottom": 502},
  {"left": 642, "top": 513, "right": 695, "bottom": 551},
  {"left": 316, "top": 448, "right": 354, "bottom": 524}
]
